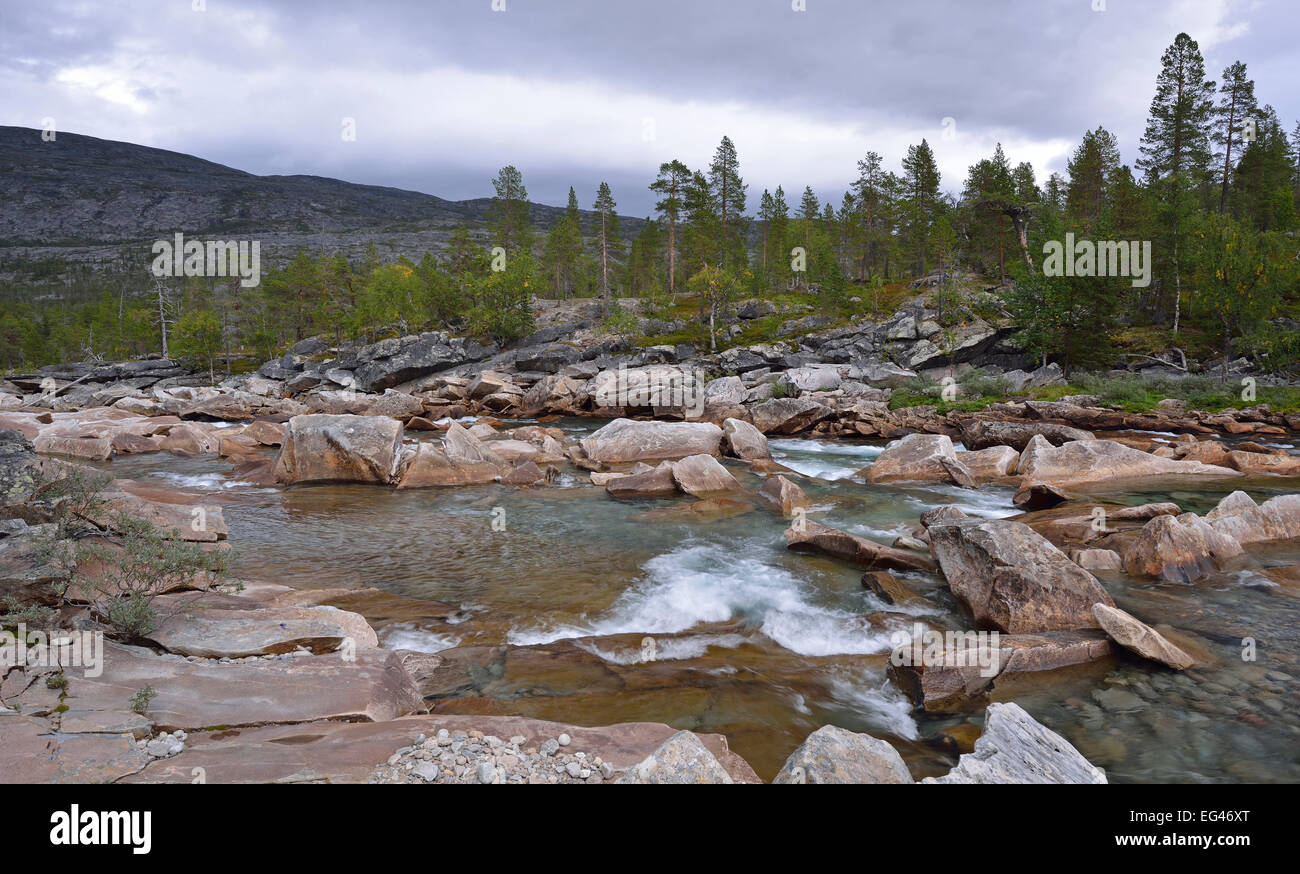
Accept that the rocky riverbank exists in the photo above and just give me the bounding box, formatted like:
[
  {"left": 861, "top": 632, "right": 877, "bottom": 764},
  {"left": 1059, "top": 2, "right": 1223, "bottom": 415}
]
[{"left": 3, "top": 315, "right": 1299, "bottom": 784}]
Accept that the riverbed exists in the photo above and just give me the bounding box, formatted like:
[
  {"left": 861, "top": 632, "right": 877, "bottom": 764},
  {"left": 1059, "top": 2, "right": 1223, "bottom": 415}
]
[{"left": 94, "top": 422, "right": 1300, "bottom": 782}]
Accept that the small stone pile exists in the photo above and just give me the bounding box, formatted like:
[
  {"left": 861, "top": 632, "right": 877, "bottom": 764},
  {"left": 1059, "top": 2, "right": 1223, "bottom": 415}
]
[
  {"left": 136, "top": 730, "right": 187, "bottom": 759},
  {"left": 368, "top": 729, "right": 618, "bottom": 784}
]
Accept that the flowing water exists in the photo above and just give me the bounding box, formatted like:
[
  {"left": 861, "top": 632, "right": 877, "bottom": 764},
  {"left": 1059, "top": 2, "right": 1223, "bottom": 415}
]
[{"left": 96, "top": 423, "right": 1300, "bottom": 782}]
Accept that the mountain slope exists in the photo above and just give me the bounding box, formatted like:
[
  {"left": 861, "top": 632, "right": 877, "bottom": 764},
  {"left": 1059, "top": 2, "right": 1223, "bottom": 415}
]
[{"left": 0, "top": 126, "right": 637, "bottom": 249}]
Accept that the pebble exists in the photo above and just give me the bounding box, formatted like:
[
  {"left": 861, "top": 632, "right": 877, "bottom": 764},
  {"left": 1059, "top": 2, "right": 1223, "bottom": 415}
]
[{"left": 369, "top": 728, "right": 618, "bottom": 785}]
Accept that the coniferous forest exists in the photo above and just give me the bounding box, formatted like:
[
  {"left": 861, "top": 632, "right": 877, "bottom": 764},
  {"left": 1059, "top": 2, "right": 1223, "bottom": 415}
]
[{"left": 3, "top": 31, "right": 1297, "bottom": 384}]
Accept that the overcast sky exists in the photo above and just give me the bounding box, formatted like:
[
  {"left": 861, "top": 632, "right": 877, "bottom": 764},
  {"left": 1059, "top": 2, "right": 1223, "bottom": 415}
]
[{"left": 3, "top": 0, "right": 1296, "bottom": 215}]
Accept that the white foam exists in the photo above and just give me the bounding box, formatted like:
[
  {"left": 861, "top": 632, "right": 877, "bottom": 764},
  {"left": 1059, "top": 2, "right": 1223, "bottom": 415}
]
[
  {"left": 769, "top": 438, "right": 884, "bottom": 481},
  {"left": 510, "top": 541, "right": 900, "bottom": 658},
  {"left": 380, "top": 624, "right": 461, "bottom": 653},
  {"left": 576, "top": 633, "right": 747, "bottom": 665},
  {"left": 156, "top": 472, "right": 242, "bottom": 490},
  {"left": 827, "top": 669, "right": 920, "bottom": 740}
]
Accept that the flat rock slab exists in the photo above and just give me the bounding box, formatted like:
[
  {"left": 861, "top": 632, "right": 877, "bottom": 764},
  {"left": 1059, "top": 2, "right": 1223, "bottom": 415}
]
[
  {"left": 889, "top": 629, "right": 1115, "bottom": 712},
  {"left": 785, "top": 520, "right": 936, "bottom": 573},
  {"left": 146, "top": 611, "right": 350, "bottom": 658},
  {"left": 0, "top": 714, "right": 152, "bottom": 783},
  {"left": 1092, "top": 603, "right": 1195, "bottom": 670},
  {"left": 64, "top": 642, "right": 424, "bottom": 732},
  {"left": 1017, "top": 438, "right": 1241, "bottom": 491},
  {"left": 120, "top": 715, "right": 760, "bottom": 784}
]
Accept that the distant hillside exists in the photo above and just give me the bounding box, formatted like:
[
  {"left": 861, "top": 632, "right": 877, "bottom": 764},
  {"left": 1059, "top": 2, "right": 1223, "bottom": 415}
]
[{"left": 0, "top": 126, "right": 643, "bottom": 280}]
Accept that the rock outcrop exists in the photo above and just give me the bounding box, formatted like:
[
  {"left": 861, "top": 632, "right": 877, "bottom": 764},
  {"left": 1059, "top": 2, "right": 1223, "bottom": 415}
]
[{"left": 927, "top": 519, "right": 1114, "bottom": 632}]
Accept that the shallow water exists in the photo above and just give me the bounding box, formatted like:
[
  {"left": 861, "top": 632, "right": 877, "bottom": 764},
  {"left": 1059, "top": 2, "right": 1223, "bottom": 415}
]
[{"left": 96, "top": 426, "right": 1300, "bottom": 782}]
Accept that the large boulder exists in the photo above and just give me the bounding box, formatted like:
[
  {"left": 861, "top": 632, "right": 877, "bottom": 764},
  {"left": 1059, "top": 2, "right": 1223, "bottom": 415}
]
[
  {"left": 1122, "top": 513, "right": 1243, "bottom": 582},
  {"left": 670, "top": 454, "right": 742, "bottom": 497},
  {"left": 352, "top": 333, "right": 492, "bottom": 392},
  {"left": 396, "top": 443, "right": 502, "bottom": 488},
  {"left": 146, "top": 609, "right": 354, "bottom": 659},
  {"left": 0, "top": 430, "right": 40, "bottom": 502},
  {"left": 1225, "top": 450, "right": 1300, "bottom": 476},
  {"left": 748, "top": 397, "right": 835, "bottom": 435},
  {"left": 1206, "top": 491, "right": 1300, "bottom": 545},
  {"left": 927, "top": 519, "right": 1114, "bottom": 632},
  {"left": 0, "top": 524, "right": 66, "bottom": 606},
  {"left": 588, "top": 365, "right": 704, "bottom": 414},
  {"left": 614, "top": 730, "right": 734, "bottom": 784},
  {"left": 31, "top": 435, "right": 113, "bottom": 461},
  {"left": 66, "top": 641, "right": 424, "bottom": 730},
  {"left": 777, "top": 365, "right": 842, "bottom": 394},
  {"left": 956, "top": 446, "right": 1020, "bottom": 481},
  {"left": 959, "top": 420, "right": 1094, "bottom": 452},
  {"left": 272, "top": 414, "right": 404, "bottom": 484},
  {"left": 721, "top": 418, "right": 770, "bottom": 461},
  {"left": 364, "top": 390, "right": 425, "bottom": 420},
  {"left": 756, "top": 475, "right": 808, "bottom": 517},
  {"left": 864, "top": 434, "right": 958, "bottom": 483},
  {"left": 605, "top": 461, "right": 679, "bottom": 498},
  {"left": 922, "top": 702, "right": 1107, "bottom": 784},
  {"left": 772, "top": 725, "right": 913, "bottom": 784},
  {"left": 1016, "top": 439, "right": 1241, "bottom": 491},
  {"left": 580, "top": 418, "right": 722, "bottom": 464}
]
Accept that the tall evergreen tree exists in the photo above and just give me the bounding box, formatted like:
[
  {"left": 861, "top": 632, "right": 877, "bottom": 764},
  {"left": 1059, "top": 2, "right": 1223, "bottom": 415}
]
[
  {"left": 1065, "top": 127, "right": 1122, "bottom": 233},
  {"left": 1137, "top": 32, "right": 1217, "bottom": 333},
  {"left": 649, "top": 159, "right": 692, "bottom": 294},
  {"left": 1213, "top": 61, "right": 1259, "bottom": 214},
  {"left": 707, "top": 136, "right": 747, "bottom": 268},
  {"left": 542, "top": 187, "right": 582, "bottom": 298},
  {"left": 902, "top": 139, "right": 942, "bottom": 274},
  {"left": 487, "top": 165, "right": 531, "bottom": 255},
  {"left": 591, "top": 182, "right": 619, "bottom": 306}
]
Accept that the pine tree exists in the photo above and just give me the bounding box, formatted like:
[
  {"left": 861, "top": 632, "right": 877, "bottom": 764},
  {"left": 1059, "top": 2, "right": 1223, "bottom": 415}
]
[
  {"left": 757, "top": 189, "right": 775, "bottom": 277},
  {"left": 1065, "top": 127, "right": 1122, "bottom": 233},
  {"left": 798, "top": 186, "right": 820, "bottom": 252},
  {"left": 683, "top": 170, "right": 719, "bottom": 274},
  {"left": 1213, "top": 61, "right": 1259, "bottom": 214},
  {"left": 591, "top": 182, "right": 619, "bottom": 307},
  {"left": 487, "top": 165, "right": 532, "bottom": 255},
  {"left": 1233, "top": 106, "right": 1298, "bottom": 231},
  {"left": 649, "top": 159, "right": 691, "bottom": 294},
  {"left": 902, "top": 139, "right": 942, "bottom": 275},
  {"left": 851, "top": 150, "right": 889, "bottom": 280},
  {"left": 707, "top": 136, "right": 747, "bottom": 269},
  {"left": 542, "top": 187, "right": 582, "bottom": 298},
  {"left": 1137, "top": 32, "right": 1217, "bottom": 334}
]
